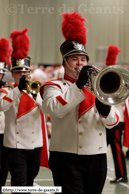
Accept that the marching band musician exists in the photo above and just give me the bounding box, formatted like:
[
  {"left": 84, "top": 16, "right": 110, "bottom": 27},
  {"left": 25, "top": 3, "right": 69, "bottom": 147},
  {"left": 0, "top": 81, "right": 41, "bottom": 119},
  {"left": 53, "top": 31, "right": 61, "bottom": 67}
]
[
  {"left": 107, "top": 103, "right": 128, "bottom": 183},
  {"left": 0, "top": 38, "right": 12, "bottom": 193},
  {"left": 40, "top": 12, "right": 120, "bottom": 194},
  {"left": 0, "top": 28, "right": 44, "bottom": 189},
  {"left": 105, "top": 45, "right": 128, "bottom": 183}
]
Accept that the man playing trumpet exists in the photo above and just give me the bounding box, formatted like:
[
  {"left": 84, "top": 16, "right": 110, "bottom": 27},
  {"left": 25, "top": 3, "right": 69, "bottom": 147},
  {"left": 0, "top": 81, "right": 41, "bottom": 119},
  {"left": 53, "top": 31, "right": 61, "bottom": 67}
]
[
  {"left": 0, "top": 28, "right": 44, "bottom": 190},
  {"left": 40, "top": 12, "right": 120, "bottom": 194}
]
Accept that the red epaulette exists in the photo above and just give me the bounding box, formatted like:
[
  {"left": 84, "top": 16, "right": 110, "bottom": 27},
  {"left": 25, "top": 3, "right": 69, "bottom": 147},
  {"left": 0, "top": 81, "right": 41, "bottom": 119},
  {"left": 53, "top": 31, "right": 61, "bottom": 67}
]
[
  {"left": 40, "top": 80, "right": 62, "bottom": 100},
  {"left": 0, "top": 88, "right": 8, "bottom": 94}
]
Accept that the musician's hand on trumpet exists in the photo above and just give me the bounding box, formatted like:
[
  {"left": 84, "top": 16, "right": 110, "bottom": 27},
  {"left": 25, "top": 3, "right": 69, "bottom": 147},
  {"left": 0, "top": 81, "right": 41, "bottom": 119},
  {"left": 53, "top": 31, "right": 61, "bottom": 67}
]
[
  {"left": 76, "top": 65, "right": 95, "bottom": 89},
  {"left": 95, "top": 98, "right": 111, "bottom": 117},
  {"left": 18, "top": 75, "right": 41, "bottom": 100},
  {"left": 18, "top": 75, "right": 29, "bottom": 92}
]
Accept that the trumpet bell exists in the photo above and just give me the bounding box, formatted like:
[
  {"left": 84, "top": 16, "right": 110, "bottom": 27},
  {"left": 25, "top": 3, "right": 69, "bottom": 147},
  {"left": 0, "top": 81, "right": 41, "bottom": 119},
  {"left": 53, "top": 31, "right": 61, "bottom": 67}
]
[
  {"left": 93, "top": 65, "right": 129, "bottom": 105},
  {"left": 27, "top": 81, "right": 41, "bottom": 94}
]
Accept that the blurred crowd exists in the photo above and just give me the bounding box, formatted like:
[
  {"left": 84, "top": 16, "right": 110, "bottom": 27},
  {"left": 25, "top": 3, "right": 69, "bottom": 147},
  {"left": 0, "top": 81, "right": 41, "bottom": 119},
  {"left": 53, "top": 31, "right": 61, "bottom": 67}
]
[{"left": 30, "top": 63, "right": 64, "bottom": 85}]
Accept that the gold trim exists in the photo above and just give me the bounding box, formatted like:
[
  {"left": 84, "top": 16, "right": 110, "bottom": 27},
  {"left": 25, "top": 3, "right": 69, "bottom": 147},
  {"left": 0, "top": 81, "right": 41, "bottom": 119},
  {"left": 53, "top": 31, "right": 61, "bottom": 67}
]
[
  {"left": 11, "top": 65, "right": 31, "bottom": 71},
  {"left": 60, "top": 42, "right": 72, "bottom": 51},
  {"left": 63, "top": 49, "right": 89, "bottom": 58},
  {"left": 16, "top": 59, "right": 24, "bottom": 66},
  {"left": 0, "top": 68, "right": 8, "bottom": 72},
  {"left": 25, "top": 57, "right": 31, "bottom": 61}
]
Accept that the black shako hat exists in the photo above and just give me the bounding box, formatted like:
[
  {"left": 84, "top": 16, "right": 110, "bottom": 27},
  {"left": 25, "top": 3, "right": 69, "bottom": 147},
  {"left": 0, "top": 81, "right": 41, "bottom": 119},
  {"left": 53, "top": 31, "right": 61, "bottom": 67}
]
[
  {"left": 10, "top": 28, "right": 31, "bottom": 72},
  {"left": 11, "top": 56, "right": 31, "bottom": 72},
  {"left": 60, "top": 12, "right": 89, "bottom": 63},
  {"left": 60, "top": 41, "right": 89, "bottom": 62}
]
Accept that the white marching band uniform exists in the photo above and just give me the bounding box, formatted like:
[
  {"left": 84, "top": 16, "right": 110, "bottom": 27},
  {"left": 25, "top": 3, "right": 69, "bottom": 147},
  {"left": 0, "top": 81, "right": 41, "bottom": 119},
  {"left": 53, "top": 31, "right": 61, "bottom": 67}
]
[
  {"left": 0, "top": 86, "right": 43, "bottom": 149},
  {"left": 41, "top": 78, "right": 120, "bottom": 155}
]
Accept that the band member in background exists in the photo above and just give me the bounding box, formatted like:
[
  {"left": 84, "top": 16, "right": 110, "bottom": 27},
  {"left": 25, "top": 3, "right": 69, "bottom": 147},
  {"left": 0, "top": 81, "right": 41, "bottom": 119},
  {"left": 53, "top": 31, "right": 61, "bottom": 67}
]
[
  {"left": 0, "top": 38, "right": 12, "bottom": 193},
  {"left": 40, "top": 12, "right": 120, "bottom": 194},
  {"left": 107, "top": 103, "right": 128, "bottom": 183},
  {"left": 0, "top": 28, "right": 45, "bottom": 189},
  {"left": 105, "top": 45, "right": 128, "bottom": 183}
]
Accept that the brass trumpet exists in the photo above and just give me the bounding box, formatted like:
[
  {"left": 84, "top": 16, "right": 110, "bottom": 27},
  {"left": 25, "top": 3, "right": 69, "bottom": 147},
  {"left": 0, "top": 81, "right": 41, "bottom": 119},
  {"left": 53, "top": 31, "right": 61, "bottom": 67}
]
[
  {"left": 26, "top": 80, "right": 41, "bottom": 95},
  {"left": 78, "top": 65, "right": 129, "bottom": 105},
  {"left": 25, "top": 75, "right": 41, "bottom": 94}
]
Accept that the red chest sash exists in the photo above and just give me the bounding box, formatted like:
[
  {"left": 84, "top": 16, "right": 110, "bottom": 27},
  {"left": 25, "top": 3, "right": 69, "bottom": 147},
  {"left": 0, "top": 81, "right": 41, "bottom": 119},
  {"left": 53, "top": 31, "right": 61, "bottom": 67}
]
[
  {"left": 79, "top": 87, "right": 95, "bottom": 118},
  {"left": 17, "top": 92, "right": 38, "bottom": 119}
]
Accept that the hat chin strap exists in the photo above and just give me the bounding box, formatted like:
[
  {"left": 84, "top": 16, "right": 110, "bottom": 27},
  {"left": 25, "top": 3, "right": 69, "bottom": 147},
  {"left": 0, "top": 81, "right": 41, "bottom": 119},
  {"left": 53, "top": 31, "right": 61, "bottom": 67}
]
[{"left": 64, "top": 57, "right": 80, "bottom": 75}]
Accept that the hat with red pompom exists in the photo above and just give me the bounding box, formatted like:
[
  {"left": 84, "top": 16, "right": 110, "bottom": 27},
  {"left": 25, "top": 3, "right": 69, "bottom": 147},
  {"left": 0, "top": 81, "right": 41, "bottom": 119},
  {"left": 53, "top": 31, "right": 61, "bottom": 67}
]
[
  {"left": 10, "top": 28, "right": 31, "bottom": 72},
  {"left": 105, "top": 45, "right": 121, "bottom": 66},
  {"left": 0, "top": 38, "right": 12, "bottom": 73},
  {"left": 60, "top": 12, "right": 89, "bottom": 62}
]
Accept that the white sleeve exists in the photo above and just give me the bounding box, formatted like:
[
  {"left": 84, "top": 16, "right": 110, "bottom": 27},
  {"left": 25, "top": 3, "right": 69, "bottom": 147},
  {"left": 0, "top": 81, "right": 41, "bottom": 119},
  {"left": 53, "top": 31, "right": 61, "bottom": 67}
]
[
  {"left": 42, "top": 83, "right": 85, "bottom": 118},
  {"left": 0, "top": 87, "right": 22, "bottom": 112}
]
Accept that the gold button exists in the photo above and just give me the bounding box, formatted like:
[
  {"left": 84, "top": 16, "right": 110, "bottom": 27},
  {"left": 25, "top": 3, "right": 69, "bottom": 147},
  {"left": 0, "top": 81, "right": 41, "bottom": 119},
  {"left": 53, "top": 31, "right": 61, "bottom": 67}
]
[
  {"left": 15, "top": 103, "right": 17, "bottom": 106},
  {"left": 99, "top": 133, "right": 102, "bottom": 136},
  {"left": 0, "top": 122, "right": 1, "bottom": 124},
  {"left": 17, "top": 122, "right": 19, "bottom": 125},
  {"left": 97, "top": 121, "right": 100, "bottom": 124},
  {"left": 99, "top": 147, "right": 102, "bottom": 149},
  {"left": 8, "top": 88, "right": 10, "bottom": 90},
  {"left": 32, "top": 141, "right": 35, "bottom": 143},
  {"left": 32, "top": 132, "right": 34, "bottom": 134},
  {"left": 63, "top": 83, "right": 66, "bottom": 85},
  {"left": 79, "top": 132, "right": 83, "bottom": 136},
  {"left": 32, "top": 122, "right": 34, "bottom": 124},
  {"left": 79, "top": 121, "right": 82, "bottom": 124},
  {"left": 16, "top": 132, "right": 19, "bottom": 134},
  {"left": 95, "top": 109, "right": 98, "bottom": 113},
  {"left": 0, "top": 114, "right": 1, "bottom": 116},
  {"left": 33, "top": 113, "right": 35, "bottom": 116},
  {"left": 17, "top": 141, "right": 19, "bottom": 143},
  {"left": 79, "top": 145, "right": 82, "bottom": 149}
]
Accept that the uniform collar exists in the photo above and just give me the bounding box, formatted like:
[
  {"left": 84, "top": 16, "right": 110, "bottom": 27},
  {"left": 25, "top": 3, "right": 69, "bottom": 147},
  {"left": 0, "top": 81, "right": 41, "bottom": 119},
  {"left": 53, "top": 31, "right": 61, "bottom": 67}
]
[
  {"left": 64, "top": 74, "right": 77, "bottom": 83},
  {"left": 14, "top": 83, "right": 18, "bottom": 87}
]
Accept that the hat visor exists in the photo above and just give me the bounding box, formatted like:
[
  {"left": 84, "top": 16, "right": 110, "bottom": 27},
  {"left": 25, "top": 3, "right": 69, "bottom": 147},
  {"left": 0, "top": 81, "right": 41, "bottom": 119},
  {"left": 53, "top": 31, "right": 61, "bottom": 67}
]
[
  {"left": 0, "top": 68, "right": 8, "bottom": 73},
  {"left": 66, "top": 51, "right": 89, "bottom": 59},
  {"left": 11, "top": 66, "right": 31, "bottom": 72}
]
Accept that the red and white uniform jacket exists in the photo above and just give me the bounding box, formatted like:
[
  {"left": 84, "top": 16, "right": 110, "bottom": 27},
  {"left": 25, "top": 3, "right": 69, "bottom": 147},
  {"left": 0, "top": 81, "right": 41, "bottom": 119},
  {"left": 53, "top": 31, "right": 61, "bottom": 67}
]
[
  {"left": 0, "top": 86, "right": 43, "bottom": 149},
  {"left": 40, "top": 74, "right": 120, "bottom": 155}
]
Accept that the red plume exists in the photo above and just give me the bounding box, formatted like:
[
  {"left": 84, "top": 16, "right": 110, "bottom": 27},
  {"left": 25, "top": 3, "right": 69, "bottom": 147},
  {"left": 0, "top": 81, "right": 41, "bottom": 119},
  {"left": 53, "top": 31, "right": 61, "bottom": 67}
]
[
  {"left": 61, "top": 12, "right": 87, "bottom": 45},
  {"left": 0, "top": 38, "right": 12, "bottom": 64},
  {"left": 10, "top": 28, "right": 30, "bottom": 60},
  {"left": 6, "top": 47, "right": 12, "bottom": 65},
  {"left": 105, "top": 45, "right": 121, "bottom": 66}
]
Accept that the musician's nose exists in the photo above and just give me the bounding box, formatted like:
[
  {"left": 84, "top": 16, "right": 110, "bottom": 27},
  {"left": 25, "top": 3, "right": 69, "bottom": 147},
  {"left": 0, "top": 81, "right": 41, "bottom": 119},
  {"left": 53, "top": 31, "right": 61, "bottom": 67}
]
[{"left": 77, "top": 59, "right": 82, "bottom": 66}]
